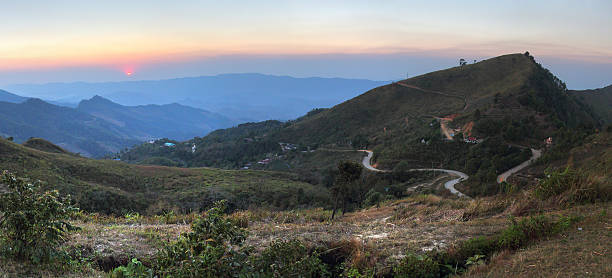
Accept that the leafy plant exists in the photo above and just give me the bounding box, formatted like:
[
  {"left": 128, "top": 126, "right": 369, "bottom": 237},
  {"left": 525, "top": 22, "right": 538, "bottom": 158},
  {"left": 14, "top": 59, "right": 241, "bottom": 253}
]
[
  {"left": 110, "top": 258, "right": 153, "bottom": 278},
  {"left": 0, "top": 171, "right": 79, "bottom": 263},
  {"left": 393, "top": 253, "right": 439, "bottom": 278},
  {"left": 155, "top": 200, "right": 250, "bottom": 277},
  {"left": 253, "top": 239, "right": 329, "bottom": 277},
  {"left": 465, "top": 254, "right": 486, "bottom": 266}
]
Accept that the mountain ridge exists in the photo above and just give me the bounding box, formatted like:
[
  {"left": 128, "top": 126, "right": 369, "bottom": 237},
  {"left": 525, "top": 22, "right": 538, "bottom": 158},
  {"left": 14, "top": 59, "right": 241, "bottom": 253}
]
[
  {"left": 0, "top": 89, "right": 27, "bottom": 103},
  {"left": 5, "top": 73, "right": 387, "bottom": 121}
]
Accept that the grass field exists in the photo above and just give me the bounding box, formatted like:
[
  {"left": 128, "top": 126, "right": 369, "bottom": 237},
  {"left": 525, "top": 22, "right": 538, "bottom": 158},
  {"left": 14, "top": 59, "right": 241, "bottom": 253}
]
[{"left": 0, "top": 137, "right": 330, "bottom": 215}]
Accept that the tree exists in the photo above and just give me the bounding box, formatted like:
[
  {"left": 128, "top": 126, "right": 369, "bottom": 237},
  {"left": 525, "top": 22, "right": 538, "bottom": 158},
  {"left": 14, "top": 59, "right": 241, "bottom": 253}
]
[
  {"left": 393, "top": 160, "right": 412, "bottom": 181},
  {"left": 330, "top": 161, "right": 362, "bottom": 219},
  {"left": 459, "top": 58, "right": 467, "bottom": 66}
]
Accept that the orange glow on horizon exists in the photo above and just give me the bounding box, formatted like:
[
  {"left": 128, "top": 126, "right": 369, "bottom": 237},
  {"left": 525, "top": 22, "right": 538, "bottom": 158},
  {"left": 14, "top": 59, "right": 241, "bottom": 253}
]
[{"left": 1, "top": 41, "right": 611, "bottom": 72}]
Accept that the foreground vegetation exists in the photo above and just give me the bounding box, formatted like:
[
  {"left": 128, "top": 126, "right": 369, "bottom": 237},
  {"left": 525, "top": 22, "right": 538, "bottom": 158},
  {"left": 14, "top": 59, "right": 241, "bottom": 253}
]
[{"left": 1, "top": 151, "right": 609, "bottom": 277}]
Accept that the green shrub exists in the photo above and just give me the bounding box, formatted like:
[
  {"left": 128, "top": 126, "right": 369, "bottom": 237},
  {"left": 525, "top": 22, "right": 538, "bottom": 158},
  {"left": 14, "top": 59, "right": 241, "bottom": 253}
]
[
  {"left": 449, "top": 236, "right": 496, "bottom": 266},
  {"left": 428, "top": 214, "right": 580, "bottom": 276},
  {"left": 253, "top": 239, "right": 329, "bottom": 277},
  {"left": 0, "top": 171, "right": 79, "bottom": 263},
  {"left": 364, "top": 189, "right": 383, "bottom": 207},
  {"left": 534, "top": 168, "right": 581, "bottom": 199},
  {"left": 155, "top": 200, "right": 250, "bottom": 277},
  {"left": 110, "top": 258, "right": 153, "bottom": 278},
  {"left": 393, "top": 253, "right": 439, "bottom": 278},
  {"left": 534, "top": 167, "right": 610, "bottom": 204},
  {"left": 497, "top": 215, "right": 571, "bottom": 250}
]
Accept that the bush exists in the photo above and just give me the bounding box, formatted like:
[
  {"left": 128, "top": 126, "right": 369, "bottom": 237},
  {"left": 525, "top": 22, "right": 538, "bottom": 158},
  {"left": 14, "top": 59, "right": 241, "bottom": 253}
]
[
  {"left": 393, "top": 253, "right": 439, "bottom": 278},
  {"left": 155, "top": 200, "right": 249, "bottom": 277},
  {"left": 497, "top": 216, "right": 555, "bottom": 250},
  {"left": 534, "top": 168, "right": 581, "bottom": 199},
  {"left": 253, "top": 239, "right": 329, "bottom": 277},
  {"left": 0, "top": 171, "right": 79, "bottom": 263},
  {"left": 534, "top": 167, "right": 610, "bottom": 204}
]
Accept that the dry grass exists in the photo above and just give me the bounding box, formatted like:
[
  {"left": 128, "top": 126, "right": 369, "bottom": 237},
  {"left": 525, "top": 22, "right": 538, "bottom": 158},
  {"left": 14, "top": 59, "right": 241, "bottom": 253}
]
[
  {"left": 0, "top": 258, "right": 104, "bottom": 278},
  {"left": 243, "top": 194, "right": 508, "bottom": 274},
  {"left": 465, "top": 203, "right": 612, "bottom": 278}
]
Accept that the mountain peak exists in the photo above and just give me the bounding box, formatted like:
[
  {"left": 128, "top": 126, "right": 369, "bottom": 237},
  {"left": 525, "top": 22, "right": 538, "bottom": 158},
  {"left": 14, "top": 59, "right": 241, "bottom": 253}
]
[
  {"left": 24, "top": 98, "right": 51, "bottom": 106},
  {"left": 77, "top": 95, "right": 121, "bottom": 109}
]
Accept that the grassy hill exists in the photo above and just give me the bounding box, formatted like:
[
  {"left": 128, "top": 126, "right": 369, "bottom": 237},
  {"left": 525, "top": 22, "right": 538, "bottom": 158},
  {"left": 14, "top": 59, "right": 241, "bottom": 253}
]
[
  {"left": 0, "top": 137, "right": 330, "bottom": 215},
  {"left": 120, "top": 53, "right": 600, "bottom": 196},
  {"left": 22, "top": 137, "right": 71, "bottom": 154},
  {"left": 570, "top": 84, "right": 612, "bottom": 124}
]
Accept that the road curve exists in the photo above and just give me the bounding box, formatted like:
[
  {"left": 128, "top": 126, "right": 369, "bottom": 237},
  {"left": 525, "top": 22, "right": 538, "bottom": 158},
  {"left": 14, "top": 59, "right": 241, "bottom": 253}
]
[
  {"left": 497, "top": 148, "right": 542, "bottom": 183},
  {"left": 359, "top": 150, "right": 470, "bottom": 198},
  {"left": 408, "top": 169, "right": 469, "bottom": 198},
  {"left": 360, "top": 150, "right": 387, "bottom": 172}
]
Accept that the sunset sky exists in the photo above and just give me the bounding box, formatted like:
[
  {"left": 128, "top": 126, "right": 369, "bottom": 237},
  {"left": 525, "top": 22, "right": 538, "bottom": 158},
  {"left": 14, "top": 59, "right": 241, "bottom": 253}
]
[{"left": 1, "top": 0, "right": 611, "bottom": 88}]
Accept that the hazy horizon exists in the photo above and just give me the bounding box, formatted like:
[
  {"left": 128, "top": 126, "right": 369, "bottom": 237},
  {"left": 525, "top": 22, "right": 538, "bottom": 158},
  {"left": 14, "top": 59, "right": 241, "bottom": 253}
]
[
  {"left": 1, "top": 1, "right": 610, "bottom": 90},
  {"left": 2, "top": 53, "right": 610, "bottom": 92}
]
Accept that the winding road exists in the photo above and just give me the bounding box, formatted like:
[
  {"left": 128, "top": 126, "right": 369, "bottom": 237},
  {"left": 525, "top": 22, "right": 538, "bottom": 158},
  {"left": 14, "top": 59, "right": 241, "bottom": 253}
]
[
  {"left": 497, "top": 148, "right": 542, "bottom": 183},
  {"left": 353, "top": 83, "right": 541, "bottom": 197},
  {"left": 359, "top": 150, "right": 470, "bottom": 198}
]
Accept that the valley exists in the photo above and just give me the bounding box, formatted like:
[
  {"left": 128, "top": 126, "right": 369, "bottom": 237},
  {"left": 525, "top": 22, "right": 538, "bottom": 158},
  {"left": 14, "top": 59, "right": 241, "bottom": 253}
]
[{"left": 0, "top": 53, "right": 610, "bottom": 277}]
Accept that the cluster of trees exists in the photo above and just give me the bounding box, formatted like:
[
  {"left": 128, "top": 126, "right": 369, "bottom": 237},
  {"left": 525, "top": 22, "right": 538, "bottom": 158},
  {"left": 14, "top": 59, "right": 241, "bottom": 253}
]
[
  {"left": 475, "top": 116, "right": 539, "bottom": 142},
  {"left": 119, "top": 121, "right": 285, "bottom": 169}
]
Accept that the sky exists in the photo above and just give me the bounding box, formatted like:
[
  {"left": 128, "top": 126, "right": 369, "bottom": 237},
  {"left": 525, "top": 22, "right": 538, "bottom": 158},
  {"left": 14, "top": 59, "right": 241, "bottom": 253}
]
[{"left": 1, "top": 0, "right": 611, "bottom": 89}]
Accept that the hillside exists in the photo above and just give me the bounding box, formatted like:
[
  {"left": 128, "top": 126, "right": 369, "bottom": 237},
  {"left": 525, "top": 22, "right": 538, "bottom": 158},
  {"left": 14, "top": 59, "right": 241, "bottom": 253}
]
[
  {"left": 77, "top": 95, "right": 236, "bottom": 141},
  {"left": 120, "top": 53, "right": 601, "bottom": 195},
  {"left": 0, "top": 98, "right": 140, "bottom": 157},
  {"left": 6, "top": 73, "right": 387, "bottom": 121},
  {"left": 22, "top": 137, "right": 71, "bottom": 154},
  {"left": 0, "top": 137, "right": 329, "bottom": 215},
  {"left": 0, "top": 89, "right": 27, "bottom": 103},
  {"left": 119, "top": 120, "right": 285, "bottom": 168},
  {"left": 570, "top": 84, "right": 612, "bottom": 124}
]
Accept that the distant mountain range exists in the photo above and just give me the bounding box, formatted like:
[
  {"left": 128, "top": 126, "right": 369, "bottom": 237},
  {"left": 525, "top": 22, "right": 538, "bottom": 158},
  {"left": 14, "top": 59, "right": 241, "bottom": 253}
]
[
  {"left": 77, "top": 95, "right": 235, "bottom": 141},
  {"left": 4, "top": 73, "right": 387, "bottom": 121},
  {"left": 0, "top": 94, "right": 236, "bottom": 157},
  {"left": 0, "top": 89, "right": 27, "bottom": 103}
]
